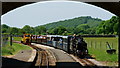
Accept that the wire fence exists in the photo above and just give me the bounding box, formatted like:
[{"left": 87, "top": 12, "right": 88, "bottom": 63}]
[
  {"left": 84, "top": 38, "right": 118, "bottom": 53},
  {"left": 86, "top": 41, "right": 115, "bottom": 49}
]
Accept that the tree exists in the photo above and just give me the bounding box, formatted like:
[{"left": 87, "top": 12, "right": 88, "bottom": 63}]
[
  {"left": 2, "top": 24, "right": 10, "bottom": 29},
  {"left": 76, "top": 24, "right": 90, "bottom": 30},
  {"left": 113, "top": 22, "right": 119, "bottom": 34},
  {"left": 30, "top": 27, "right": 35, "bottom": 34},
  {"left": 35, "top": 26, "right": 46, "bottom": 35},
  {"left": 22, "top": 25, "right": 34, "bottom": 34},
  {"left": 57, "top": 26, "right": 67, "bottom": 35},
  {"left": 86, "top": 27, "right": 96, "bottom": 34},
  {"left": 46, "top": 28, "right": 54, "bottom": 35},
  {"left": 10, "top": 27, "right": 19, "bottom": 35},
  {"left": 2, "top": 28, "right": 8, "bottom": 33},
  {"left": 74, "top": 24, "right": 90, "bottom": 34},
  {"left": 66, "top": 27, "right": 74, "bottom": 33},
  {"left": 18, "top": 29, "right": 25, "bottom": 35},
  {"left": 49, "top": 26, "right": 67, "bottom": 35},
  {"left": 2, "top": 24, "right": 10, "bottom": 33},
  {"left": 96, "top": 16, "right": 119, "bottom": 35},
  {"left": 110, "top": 16, "right": 118, "bottom": 23}
]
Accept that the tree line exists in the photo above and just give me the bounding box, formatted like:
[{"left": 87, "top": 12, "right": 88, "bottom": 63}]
[{"left": 2, "top": 16, "right": 119, "bottom": 35}]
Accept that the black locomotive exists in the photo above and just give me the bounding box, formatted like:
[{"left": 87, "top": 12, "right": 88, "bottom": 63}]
[{"left": 31, "top": 35, "right": 88, "bottom": 58}]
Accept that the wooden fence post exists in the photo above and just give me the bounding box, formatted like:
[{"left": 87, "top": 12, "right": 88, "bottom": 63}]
[
  {"left": 88, "top": 41, "right": 90, "bottom": 48},
  {"left": 106, "top": 42, "right": 107, "bottom": 49},
  {"left": 10, "top": 34, "right": 12, "bottom": 46},
  {"left": 100, "top": 41, "right": 101, "bottom": 49},
  {"left": 112, "top": 43, "right": 113, "bottom": 48},
  {"left": 95, "top": 41, "right": 96, "bottom": 48},
  {"left": 91, "top": 41, "right": 92, "bottom": 48}
]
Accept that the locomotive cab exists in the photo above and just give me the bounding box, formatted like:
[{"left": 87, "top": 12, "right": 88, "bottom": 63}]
[{"left": 21, "top": 34, "right": 31, "bottom": 45}]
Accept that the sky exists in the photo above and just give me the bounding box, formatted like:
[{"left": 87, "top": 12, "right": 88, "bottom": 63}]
[{"left": 1, "top": 1, "right": 116, "bottom": 28}]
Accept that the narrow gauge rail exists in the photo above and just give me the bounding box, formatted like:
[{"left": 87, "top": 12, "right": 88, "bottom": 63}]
[
  {"left": 79, "top": 58, "right": 96, "bottom": 66},
  {"left": 72, "top": 55, "right": 97, "bottom": 67},
  {"left": 28, "top": 45, "right": 49, "bottom": 68}
]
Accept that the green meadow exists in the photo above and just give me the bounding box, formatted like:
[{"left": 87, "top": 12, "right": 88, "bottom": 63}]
[
  {"left": 84, "top": 37, "right": 118, "bottom": 66},
  {"left": 2, "top": 37, "right": 32, "bottom": 56},
  {"left": 12, "top": 37, "right": 22, "bottom": 41}
]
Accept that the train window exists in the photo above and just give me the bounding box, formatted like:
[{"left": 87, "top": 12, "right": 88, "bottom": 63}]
[
  {"left": 52, "top": 37, "right": 62, "bottom": 41},
  {"left": 47, "top": 37, "right": 51, "bottom": 41},
  {"left": 25, "top": 35, "right": 30, "bottom": 37},
  {"left": 63, "top": 38, "right": 67, "bottom": 43}
]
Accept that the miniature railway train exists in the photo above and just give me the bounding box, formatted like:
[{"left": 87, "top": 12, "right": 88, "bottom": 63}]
[
  {"left": 31, "top": 35, "right": 72, "bottom": 53},
  {"left": 21, "top": 34, "right": 88, "bottom": 57}
]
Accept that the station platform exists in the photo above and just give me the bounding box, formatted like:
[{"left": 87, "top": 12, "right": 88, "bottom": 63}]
[{"left": 2, "top": 49, "right": 36, "bottom": 68}]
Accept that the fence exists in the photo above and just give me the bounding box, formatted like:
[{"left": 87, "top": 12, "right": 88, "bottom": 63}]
[
  {"left": 84, "top": 37, "right": 118, "bottom": 53},
  {"left": 86, "top": 41, "right": 115, "bottom": 49},
  {"left": 2, "top": 35, "right": 9, "bottom": 47},
  {"left": 2, "top": 34, "right": 22, "bottom": 47}
]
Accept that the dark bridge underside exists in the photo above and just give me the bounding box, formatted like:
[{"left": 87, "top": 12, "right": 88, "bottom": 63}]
[
  {"left": 1, "top": 2, "right": 120, "bottom": 66},
  {"left": 2, "top": 2, "right": 120, "bottom": 16}
]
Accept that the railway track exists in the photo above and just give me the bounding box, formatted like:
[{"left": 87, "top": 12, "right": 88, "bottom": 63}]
[
  {"left": 28, "top": 45, "right": 49, "bottom": 68},
  {"left": 71, "top": 54, "right": 97, "bottom": 67},
  {"left": 31, "top": 43, "right": 97, "bottom": 67},
  {"left": 12, "top": 40, "right": 21, "bottom": 44},
  {"left": 79, "top": 58, "right": 96, "bottom": 66}
]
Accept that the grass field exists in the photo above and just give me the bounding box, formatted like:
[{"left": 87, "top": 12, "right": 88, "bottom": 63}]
[
  {"left": 13, "top": 37, "right": 22, "bottom": 41},
  {"left": 2, "top": 41, "right": 32, "bottom": 56},
  {"left": 84, "top": 37, "right": 118, "bottom": 66}
]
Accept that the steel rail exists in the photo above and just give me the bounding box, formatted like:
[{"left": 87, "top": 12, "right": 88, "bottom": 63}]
[
  {"left": 75, "top": 55, "right": 96, "bottom": 66},
  {"left": 29, "top": 44, "right": 49, "bottom": 68}
]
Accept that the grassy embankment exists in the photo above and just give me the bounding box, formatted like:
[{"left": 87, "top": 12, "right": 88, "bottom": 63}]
[
  {"left": 2, "top": 37, "right": 32, "bottom": 56},
  {"left": 84, "top": 37, "right": 118, "bottom": 66}
]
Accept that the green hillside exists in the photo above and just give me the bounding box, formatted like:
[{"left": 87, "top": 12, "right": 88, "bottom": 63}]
[
  {"left": 2, "top": 16, "right": 119, "bottom": 35},
  {"left": 44, "top": 16, "right": 102, "bottom": 29}
]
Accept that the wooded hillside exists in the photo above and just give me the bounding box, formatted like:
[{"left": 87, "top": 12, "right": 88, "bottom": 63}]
[
  {"left": 44, "top": 16, "right": 102, "bottom": 29},
  {"left": 2, "top": 16, "right": 119, "bottom": 35}
]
